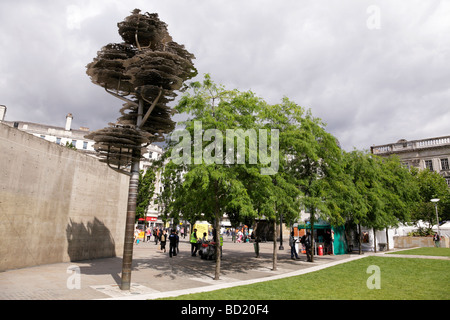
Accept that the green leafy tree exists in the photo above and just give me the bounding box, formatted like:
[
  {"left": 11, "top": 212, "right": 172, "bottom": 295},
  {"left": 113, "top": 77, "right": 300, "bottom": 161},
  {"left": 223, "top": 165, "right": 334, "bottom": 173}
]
[
  {"left": 411, "top": 168, "right": 450, "bottom": 230},
  {"left": 259, "top": 173, "right": 300, "bottom": 269},
  {"left": 361, "top": 155, "right": 393, "bottom": 252},
  {"left": 262, "top": 99, "right": 343, "bottom": 262},
  {"left": 340, "top": 150, "right": 372, "bottom": 253},
  {"left": 184, "top": 165, "right": 255, "bottom": 279},
  {"left": 378, "top": 156, "right": 418, "bottom": 223},
  {"left": 377, "top": 155, "right": 419, "bottom": 247},
  {"left": 65, "top": 141, "right": 77, "bottom": 150},
  {"left": 157, "top": 160, "right": 184, "bottom": 227},
  {"left": 136, "top": 168, "right": 156, "bottom": 221},
  {"left": 342, "top": 151, "right": 421, "bottom": 252},
  {"left": 170, "top": 75, "right": 262, "bottom": 279}
]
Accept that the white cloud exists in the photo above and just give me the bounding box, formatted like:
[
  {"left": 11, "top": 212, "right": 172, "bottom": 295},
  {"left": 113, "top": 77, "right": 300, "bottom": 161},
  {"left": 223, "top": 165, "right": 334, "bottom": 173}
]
[
  {"left": 0, "top": 0, "right": 448, "bottom": 151},
  {"left": 66, "top": 5, "right": 82, "bottom": 30}
]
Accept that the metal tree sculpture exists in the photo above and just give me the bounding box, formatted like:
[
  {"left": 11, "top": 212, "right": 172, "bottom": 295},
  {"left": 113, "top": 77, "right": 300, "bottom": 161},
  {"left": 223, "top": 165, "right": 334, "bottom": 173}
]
[{"left": 85, "top": 9, "right": 196, "bottom": 290}]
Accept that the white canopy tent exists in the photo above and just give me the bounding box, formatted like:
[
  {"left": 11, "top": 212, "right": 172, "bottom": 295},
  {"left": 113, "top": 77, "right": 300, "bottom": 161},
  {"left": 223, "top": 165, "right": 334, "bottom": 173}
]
[
  {"left": 393, "top": 220, "right": 432, "bottom": 236},
  {"left": 433, "top": 222, "right": 450, "bottom": 238}
]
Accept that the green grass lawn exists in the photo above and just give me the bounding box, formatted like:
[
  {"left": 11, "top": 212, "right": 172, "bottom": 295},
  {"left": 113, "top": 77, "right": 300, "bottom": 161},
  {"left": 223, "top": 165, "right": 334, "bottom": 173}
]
[
  {"left": 164, "top": 256, "right": 450, "bottom": 300},
  {"left": 387, "top": 247, "right": 450, "bottom": 257}
]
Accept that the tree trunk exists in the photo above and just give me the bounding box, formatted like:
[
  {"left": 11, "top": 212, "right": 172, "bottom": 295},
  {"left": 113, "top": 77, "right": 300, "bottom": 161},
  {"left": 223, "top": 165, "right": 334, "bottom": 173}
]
[
  {"left": 373, "top": 228, "right": 377, "bottom": 253},
  {"left": 358, "top": 224, "right": 362, "bottom": 255},
  {"left": 272, "top": 220, "right": 278, "bottom": 271},
  {"left": 214, "top": 217, "right": 221, "bottom": 280},
  {"left": 120, "top": 157, "right": 140, "bottom": 290},
  {"left": 385, "top": 228, "right": 389, "bottom": 251},
  {"left": 255, "top": 237, "right": 260, "bottom": 258},
  {"left": 279, "top": 214, "right": 284, "bottom": 250},
  {"left": 214, "top": 182, "right": 221, "bottom": 280},
  {"left": 310, "top": 209, "right": 315, "bottom": 263}
]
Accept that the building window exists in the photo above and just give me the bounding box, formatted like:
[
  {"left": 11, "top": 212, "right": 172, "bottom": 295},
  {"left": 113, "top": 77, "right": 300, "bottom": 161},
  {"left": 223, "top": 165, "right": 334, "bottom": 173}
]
[
  {"left": 56, "top": 137, "right": 61, "bottom": 145},
  {"left": 424, "top": 160, "right": 434, "bottom": 171},
  {"left": 83, "top": 141, "right": 88, "bottom": 149},
  {"left": 445, "top": 177, "right": 450, "bottom": 188},
  {"left": 441, "top": 158, "right": 449, "bottom": 171},
  {"left": 401, "top": 162, "right": 411, "bottom": 169},
  {"left": 72, "top": 140, "right": 77, "bottom": 147}
]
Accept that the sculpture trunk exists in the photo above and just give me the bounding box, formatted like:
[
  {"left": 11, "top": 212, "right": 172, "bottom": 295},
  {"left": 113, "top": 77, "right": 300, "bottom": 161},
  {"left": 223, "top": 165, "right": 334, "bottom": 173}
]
[
  {"left": 120, "top": 157, "right": 140, "bottom": 290},
  {"left": 121, "top": 99, "right": 144, "bottom": 290}
]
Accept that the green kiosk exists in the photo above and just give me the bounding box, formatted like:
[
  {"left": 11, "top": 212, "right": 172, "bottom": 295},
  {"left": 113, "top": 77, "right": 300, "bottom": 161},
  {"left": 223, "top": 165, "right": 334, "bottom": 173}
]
[{"left": 297, "top": 221, "right": 348, "bottom": 255}]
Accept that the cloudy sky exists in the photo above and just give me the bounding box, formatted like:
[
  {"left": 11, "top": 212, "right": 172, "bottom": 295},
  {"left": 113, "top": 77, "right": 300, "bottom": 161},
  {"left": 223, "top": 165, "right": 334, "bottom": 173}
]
[{"left": 1, "top": 0, "right": 449, "bottom": 151}]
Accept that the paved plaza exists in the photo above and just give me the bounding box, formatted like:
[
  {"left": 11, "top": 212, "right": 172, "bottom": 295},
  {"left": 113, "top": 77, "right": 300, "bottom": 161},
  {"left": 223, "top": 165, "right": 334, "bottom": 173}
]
[{"left": 0, "top": 237, "right": 416, "bottom": 300}]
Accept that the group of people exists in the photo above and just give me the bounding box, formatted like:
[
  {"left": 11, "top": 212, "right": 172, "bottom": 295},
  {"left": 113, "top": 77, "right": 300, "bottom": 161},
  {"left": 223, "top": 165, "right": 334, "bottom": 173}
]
[
  {"left": 154, "top": 228, "right": 180, "bottom": 258},
  {"left": 163, "top": 229, "right": 180, "bottom": 258},
  {"left": 135, "top": 226, "right": 338, "bottom": 262},
  {"left": 134, "top": 226, "right": 180, "bottom": 258},
  {"left": 235, "top": 228, "right": 250, "bottom": 243},
  {"left": 289, "top": 231, "right": 313, "bottom": 262},
  {"left": 189, "top": 228, "right": 223, "bottom": 258}
]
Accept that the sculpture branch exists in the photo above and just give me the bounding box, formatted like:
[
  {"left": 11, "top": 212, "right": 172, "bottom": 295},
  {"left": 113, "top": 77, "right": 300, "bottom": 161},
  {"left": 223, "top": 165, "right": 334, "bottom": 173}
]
[
  {"left": 139, "top": 88, "right": 163, "bottom": 129},
  {"left": 104, "top": 86, "right": 139, "bottom": 107}
]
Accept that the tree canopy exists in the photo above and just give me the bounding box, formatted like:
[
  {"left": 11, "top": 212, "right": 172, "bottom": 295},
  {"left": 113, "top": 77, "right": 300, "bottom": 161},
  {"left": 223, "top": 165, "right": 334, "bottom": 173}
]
[
  {"left": 411, "top": 168, "right": 450, "bottom": 229},
  {"left": 136, "top": 168, "right": 156, "bottom": 220},
  {"left": 151, "top": 74, "right": 447, "bottom": 277}
]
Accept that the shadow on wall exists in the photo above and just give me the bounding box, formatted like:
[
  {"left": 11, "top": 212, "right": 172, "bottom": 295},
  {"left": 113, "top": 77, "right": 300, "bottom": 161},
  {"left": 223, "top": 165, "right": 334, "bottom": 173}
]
[{"left": 66, "top": 217, "right": 116, "bottom": 262}]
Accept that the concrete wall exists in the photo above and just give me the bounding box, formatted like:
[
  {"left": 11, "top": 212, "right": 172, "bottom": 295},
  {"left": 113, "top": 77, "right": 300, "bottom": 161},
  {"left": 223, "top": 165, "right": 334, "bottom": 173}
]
[
  {"left": 394, "top": 236, "right": 449, "bottom": 248},
  {"left": 0, "top": 123, "right": 129, "bottom": 271}
]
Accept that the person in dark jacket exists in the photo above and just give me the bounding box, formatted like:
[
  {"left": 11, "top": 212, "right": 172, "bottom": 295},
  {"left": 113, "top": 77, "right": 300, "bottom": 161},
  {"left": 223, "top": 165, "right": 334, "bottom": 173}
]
[
  {"left": 289, "top": 231, "right": 299, "bottom": 260},
  {"left": 301, "top": 231, "right": 312, "bottom": 262},
  {"left": 169, "top": 229, "right": 179, "bottom": 257}
]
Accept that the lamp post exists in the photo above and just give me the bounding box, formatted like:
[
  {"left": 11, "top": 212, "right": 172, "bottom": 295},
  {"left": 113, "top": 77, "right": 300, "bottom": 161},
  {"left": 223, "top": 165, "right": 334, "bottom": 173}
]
[
  {"left": 430, "top": 198, "right": 440, "bottom": 237},
  {"left": 279, "top": 214, "right": 284, "bottom": 250}
]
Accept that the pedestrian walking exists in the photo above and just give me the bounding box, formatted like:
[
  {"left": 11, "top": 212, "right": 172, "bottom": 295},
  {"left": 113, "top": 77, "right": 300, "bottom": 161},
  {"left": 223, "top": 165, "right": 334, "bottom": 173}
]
[
  {"left": 190, "top": 228, "right": 198, "bottom": 256},
  {"left": 433, "top": 232, "right": 441, "bottom": 247},
  {"left": 168, "top": 229, "right": 179, "bottom": 257},
  {"left": 289, "top": 231, "right": 299, "bottom": 260},
  {"left": 160, "top": 230, "right": 167, "bottom": 253},
  {"left": 301, "top": 232, "right": 312, "bottom": 262},
  {"left": 154, "top": 227, "right": 160, "bottom": 245},
  {"left": 134, "top": 227, "right": 140, "bottom": 245},
  {"left": 237, "top": 230, "right": 243, "bottom": 243},
  {"left": 219, "top": 233, "right": 223, "bottom": 258},
  {"left": 145, "top": 227, "right": 151, "bottom": 242},
  {"left": 324, "top": 230, "right": 332, "bottom": 255}
]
